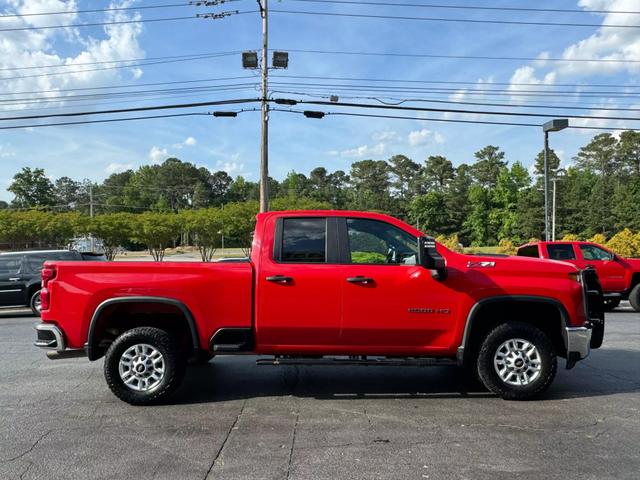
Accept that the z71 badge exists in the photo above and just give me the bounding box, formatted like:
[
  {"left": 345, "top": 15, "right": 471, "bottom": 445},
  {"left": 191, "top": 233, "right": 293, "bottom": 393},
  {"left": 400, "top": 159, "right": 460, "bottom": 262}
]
[
  {"left": 467, "top": 261, "right": 496, "bottom": 268},
  {"left": 408, "top": 308, "right": 451, "bottom": 314}
]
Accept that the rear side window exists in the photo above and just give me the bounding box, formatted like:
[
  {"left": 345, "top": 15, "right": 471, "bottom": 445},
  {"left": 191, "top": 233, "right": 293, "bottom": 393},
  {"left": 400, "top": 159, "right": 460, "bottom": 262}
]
[
  {"left": 281, "top": 218, "right": 327, "bottom": 263},
  {"left": 0, "top": 256, "right": 22, "bottom": 276},
  {"left": 24, "top": 256, "right": 47, "bottom": 275},
  {"left": 547, "top": 244, "right": 576, "bottom": 261},
  {"left": 517, "top": 245, "right": 540, "bottom": 258}
]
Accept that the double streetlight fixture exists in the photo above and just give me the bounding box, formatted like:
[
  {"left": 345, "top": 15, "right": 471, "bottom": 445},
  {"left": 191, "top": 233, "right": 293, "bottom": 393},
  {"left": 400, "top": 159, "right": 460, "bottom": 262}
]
[{"left": 542, "top": 119, "right": 569, "bottom": 241}]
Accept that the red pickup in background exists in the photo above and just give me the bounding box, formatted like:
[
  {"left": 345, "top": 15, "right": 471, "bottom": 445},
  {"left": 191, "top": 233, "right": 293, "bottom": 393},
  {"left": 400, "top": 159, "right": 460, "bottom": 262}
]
[
  {"left": 35, "top": 211, "right": 605, "bottom": 405},
  {"left": 517, "top": 241, "right": 640, "bottom": 312}
]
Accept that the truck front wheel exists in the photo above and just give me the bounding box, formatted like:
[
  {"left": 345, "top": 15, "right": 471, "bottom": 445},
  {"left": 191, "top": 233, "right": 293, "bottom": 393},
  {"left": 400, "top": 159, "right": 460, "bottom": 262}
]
[
  {"left": 104, "top": 327, "right": 186, "bottom": 405},
  {"left": 629, "top": 284, "right": 640, "bottom": 312},
  {"left": 477, "top": 322, "right": 557, "bottom": 400}
]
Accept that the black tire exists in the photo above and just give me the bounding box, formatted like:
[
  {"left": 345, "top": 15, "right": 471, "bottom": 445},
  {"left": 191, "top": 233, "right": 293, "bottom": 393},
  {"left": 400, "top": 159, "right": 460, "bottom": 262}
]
[
  {"left": 603, "top": 298, "right": 621, "bottom": 312},
  {"left": 30, "top": 290, "right": 42, "bottom": 316},
  {"left": 104, "top": 327, "right": 186, "bottom": 406},
  {"left": 477, "top": 322, "right": 557, "bottom": 400},
  {"left": 189, "top": 350, "right": 215, "bottom": 365},
  {"left": 629, "top": 284, "right": 640, "bottom": 312}
]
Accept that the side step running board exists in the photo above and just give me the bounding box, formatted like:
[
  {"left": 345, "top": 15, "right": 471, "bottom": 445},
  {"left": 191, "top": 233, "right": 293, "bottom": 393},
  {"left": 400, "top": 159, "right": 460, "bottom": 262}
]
[{"left": 256, "top": 356, "right": 457, "bottom": 367}]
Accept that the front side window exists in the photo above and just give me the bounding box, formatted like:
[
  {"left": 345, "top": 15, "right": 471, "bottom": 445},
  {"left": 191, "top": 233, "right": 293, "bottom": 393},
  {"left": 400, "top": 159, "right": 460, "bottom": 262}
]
[
  {"left": 281, "top": 218, "right": 327, "bottom": 263},
  {"left": 547, "top": 244, "right": 576, "bottom": 261},
  {"left": 347, "top": 218, "right": 418, "bottom": 265},
  {"left": 580, "top": 244, "right": 613, "bottom": 261}
]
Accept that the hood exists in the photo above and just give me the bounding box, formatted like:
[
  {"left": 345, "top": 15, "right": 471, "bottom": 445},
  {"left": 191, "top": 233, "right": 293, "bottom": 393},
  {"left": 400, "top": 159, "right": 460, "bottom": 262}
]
[{"left": 458, "top": 253, "right": 579, "bottom": 276}]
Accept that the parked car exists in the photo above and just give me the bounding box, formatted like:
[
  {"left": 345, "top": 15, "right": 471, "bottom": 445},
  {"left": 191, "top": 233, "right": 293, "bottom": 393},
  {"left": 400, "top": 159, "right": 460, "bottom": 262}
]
[
  {"left": 517, "top": 241, "right": 640, "bottom": 312},
  {"left": 0, "top": 250, "right": 106, "bottom": 315},
  {"left": 35, "top": 211, "right": 604, "bottom": 405}
]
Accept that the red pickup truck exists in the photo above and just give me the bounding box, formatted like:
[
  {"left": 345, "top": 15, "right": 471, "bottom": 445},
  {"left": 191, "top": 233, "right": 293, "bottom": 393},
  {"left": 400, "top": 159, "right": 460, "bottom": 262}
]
[
  {"left": 35, "top": 210, "right": 604, "bottom": 405},
  {"left": 517, "top": 241, "right": 640, "bottom": 312}
]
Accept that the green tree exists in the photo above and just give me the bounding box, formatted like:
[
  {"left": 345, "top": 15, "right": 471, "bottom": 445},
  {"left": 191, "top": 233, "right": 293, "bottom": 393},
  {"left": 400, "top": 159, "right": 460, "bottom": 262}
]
[
  {"left": 132, "top": 212, "right": 182, "bottom": 261},
  {"left": 471, "top": 145, "right": 507, "bottom": 188},
  {"left": 182, "top": 208, "right": 224, "bottom": 262},
  {"left": 89, "top": 213, "right": 135, "bottom": 261},
  {"left": 388, "top": 154, "right": 421, "bottom": 201},
  {"left": 423, "top": 155, "right": 454, "bottom": 191},
  {"left": 349, "top": 160, "right": 392, "bottom": 211},
  {"left": 8, "top": 167, "right": 55, "bottom": 207}
]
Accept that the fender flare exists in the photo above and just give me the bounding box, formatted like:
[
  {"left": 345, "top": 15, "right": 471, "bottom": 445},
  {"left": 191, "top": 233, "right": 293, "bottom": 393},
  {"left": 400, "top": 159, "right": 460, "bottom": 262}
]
[
  {"left": 85, "top": 296, "right": 200, "bottom": 361},
  {"left": 456, "top": 295, "right": 570, "bottom": 366}
]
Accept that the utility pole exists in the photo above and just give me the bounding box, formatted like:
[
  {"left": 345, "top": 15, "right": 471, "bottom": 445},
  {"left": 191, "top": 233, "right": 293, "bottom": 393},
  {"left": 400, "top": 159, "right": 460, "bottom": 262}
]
[
  {"left": 258, "top": 0, "right": 269, "bottom": 213},
  {"left": 89, "top": 185, "right": 95, "bottom": 253}
]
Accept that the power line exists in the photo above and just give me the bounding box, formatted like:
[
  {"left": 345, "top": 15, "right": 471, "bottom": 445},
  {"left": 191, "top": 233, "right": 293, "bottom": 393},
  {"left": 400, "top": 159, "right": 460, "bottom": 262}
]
[
  {"left": 282, "top": 48, "right": 640, "bottom": 64},
  {"left": 268, "top": 81, "right": 640, "bottom": 99},
  {"left": 0, "top": 3, "right": 193, "bottom": 18},
  {"left": 271, "top": 9, "right": 640, "bottom": 28},
  {"left": 0, "top": 98, "right": 260, "bottom": 122},
  {"left": 269, "top": 89, "right": 640, "bottom": 113},
  {"left": 271, "top": 74, "right": 640, "bottom": 90},
  {"left": 286, "top": 98, "right": 640, "bottom": 122},
  {"left": 0, "top": 52, "right": 242, "bottom": 82},
  {"left": 0, "top": 82, "right": 259, "bottom": 107},
  {"left": 285, "top": 0, "right": 640, "bottom": 15},
  {"left": 0, "top": 51, "right": 243, "bottom": 72},
  {"left": 0, "top": 108, "right": 259, "bottom": 131},
  {"left": 0, "top": 74, "right": 254, "bottom": 97},
  {"left": 0, "top": 10, "right": 252, "bottom": 33},
  {"left": 272, "top": 108, "right": 639, "bottom": 132}
]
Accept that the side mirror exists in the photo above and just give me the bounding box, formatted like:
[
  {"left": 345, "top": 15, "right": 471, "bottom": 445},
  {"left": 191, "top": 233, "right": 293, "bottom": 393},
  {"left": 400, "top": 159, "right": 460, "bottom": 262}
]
[{"left": 418, "top": 236, "right": 447, "bottom": 281}]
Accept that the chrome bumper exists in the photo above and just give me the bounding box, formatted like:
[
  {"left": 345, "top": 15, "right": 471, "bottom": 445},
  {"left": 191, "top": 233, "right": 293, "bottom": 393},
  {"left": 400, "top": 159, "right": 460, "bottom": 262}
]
[
  {"left": 34, "top": 323, "right": 66, "bottom": 352},
  {"left": 34, "top": 323, "right": 86, "bottom": 360},
  {"left": 564, "top": 326, "right": 592, "bottom": 369}
]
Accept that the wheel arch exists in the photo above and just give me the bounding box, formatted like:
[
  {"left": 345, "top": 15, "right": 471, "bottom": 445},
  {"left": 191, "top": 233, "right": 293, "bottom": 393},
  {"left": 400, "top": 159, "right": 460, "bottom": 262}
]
[
  {"left": 457, "top": 296, "right": 569, "bottom": 367},
  {"left": 86, "top": 296, "right": 200, "bottom": 361}
]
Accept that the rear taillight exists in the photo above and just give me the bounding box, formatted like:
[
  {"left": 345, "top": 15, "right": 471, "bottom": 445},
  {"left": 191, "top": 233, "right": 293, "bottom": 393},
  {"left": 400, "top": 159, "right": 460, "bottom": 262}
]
[
  {"left": 41, "top": 266, "right": 56, "bottom": 289},
  {"left": 40, "top": 288, "right": 50, "bottom": 311}
]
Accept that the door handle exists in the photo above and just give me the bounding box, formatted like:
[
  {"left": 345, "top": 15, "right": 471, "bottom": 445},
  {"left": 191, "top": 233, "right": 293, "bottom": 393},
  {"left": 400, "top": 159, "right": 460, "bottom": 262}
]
[
  {"left": 266, "top": 275, "right": 294, "bottom": 284},
  {"left": 346, "top": 276, "right": 374, "bottom": 285},
  {"left": 9, "top": 277, "right": 20, "bottom": 282}
]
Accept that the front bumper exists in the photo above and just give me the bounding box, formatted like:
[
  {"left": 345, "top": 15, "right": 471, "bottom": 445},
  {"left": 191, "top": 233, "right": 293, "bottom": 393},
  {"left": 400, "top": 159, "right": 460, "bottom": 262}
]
[
  {"left": 565, "top": 326, "right": 592, "bottom": 368},
  {"left": 34, "top": 323, "right": 86, "bottom": 360}
]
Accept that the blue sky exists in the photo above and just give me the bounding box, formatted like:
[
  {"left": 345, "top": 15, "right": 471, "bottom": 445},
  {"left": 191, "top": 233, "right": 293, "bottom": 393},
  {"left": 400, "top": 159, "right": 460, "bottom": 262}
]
[{"left": 1, "top": 0, "right": 639, "bottom": 201}]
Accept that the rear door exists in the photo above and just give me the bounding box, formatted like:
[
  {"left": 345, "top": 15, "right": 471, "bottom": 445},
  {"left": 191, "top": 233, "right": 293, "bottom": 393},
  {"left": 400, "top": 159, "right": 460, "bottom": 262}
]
[
  {"left": 336, "top": 217, "right": 454, "bottom": 350},
  {"left": 575, "top": 243, "right": 627, "bottom": 293},
  {"left": 0, "top": 255, "right": 26, "bottom": 306},
  {"left": 256, "top": 216, "right": 342, "bottom": 349},
  {"left": 544, "top": 243, "right": 578, "bottom": 262}
]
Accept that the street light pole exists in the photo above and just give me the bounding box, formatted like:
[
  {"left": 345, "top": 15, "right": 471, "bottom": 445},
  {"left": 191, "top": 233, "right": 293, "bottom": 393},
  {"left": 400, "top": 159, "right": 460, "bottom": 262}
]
[
  {"left": 542, "top": 119, "right": 569, "bottom": 241},
  {"left": 551, "top": 176, "right": 557, "bottom": 242},
  {"left": 258, "top": 0, "right": 269, "bottom": 213}
]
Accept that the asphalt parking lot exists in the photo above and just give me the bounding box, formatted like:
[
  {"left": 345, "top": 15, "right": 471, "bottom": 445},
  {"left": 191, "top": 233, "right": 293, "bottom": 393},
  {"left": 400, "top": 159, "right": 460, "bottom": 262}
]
[{"left": 1, "top": 306, "right": 638, "bottom": 480}]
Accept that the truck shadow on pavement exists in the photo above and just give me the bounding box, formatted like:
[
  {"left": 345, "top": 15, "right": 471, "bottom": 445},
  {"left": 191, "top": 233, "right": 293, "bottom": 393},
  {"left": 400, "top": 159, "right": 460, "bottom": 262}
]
[{"left": 172, "top": 347, "right": 640, "bottom": 405}]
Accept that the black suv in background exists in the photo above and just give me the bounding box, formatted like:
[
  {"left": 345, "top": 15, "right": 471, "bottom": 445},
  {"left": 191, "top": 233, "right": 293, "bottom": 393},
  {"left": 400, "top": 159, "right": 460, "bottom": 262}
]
[{"left": 0, "top": 250, "right": 106, "bottom": 315}]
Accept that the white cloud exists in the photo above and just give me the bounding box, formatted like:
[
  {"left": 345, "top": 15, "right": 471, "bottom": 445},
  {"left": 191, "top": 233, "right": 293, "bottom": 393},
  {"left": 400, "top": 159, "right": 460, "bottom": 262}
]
[
  {"left": 105, "top": 162, "right": 133, "bottom": 174},
  {"left": 0, "top": 0, "right": 145, "bottom": 111},
  {"left": 408, "top": 129, "right": 444, "bottom": 146},
  {"left": 148, "top": 146, "right": 168, "bottom": 163},
  {"left": 371, "top": 130, "right": 398, "bottom": 142},
  {"left": 332, "top": 142, "right": 387, "bottom": 158},
  {"left": 172, "top": 136, "right": 197, "bottom": 149},
  {"left": 215, "top": 159, "right": 249, "bottom": 176}
]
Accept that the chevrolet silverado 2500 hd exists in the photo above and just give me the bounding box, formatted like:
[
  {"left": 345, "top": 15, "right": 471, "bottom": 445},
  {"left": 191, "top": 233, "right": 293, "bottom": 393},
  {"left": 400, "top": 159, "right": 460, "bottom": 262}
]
[{"left": 35, "top": 210, "right": 604, "bottom": 404}]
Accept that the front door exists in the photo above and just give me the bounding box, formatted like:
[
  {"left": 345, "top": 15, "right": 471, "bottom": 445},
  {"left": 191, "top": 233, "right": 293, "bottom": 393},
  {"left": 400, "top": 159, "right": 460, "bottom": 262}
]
[
  {"left": 337, "top": 218, "right": 453, "bottom": 350},
  {"left": 576, "top": 244, "right": 627, "bottom": 293},
  {"left": 256, "top": 216, "right": 342, "bottom": 350},
  {"left": 0, "top": 255, "right": 25, "bottom": 307}
]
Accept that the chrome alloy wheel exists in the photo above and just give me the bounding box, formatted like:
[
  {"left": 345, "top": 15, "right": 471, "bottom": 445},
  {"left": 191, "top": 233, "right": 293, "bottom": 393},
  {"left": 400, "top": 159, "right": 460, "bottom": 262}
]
[
  {"left": 118, "top": 343, "right": 165, "bottom": 392},
  {"left": 493, "top": 338, "right": 542, "bottom": 386}
]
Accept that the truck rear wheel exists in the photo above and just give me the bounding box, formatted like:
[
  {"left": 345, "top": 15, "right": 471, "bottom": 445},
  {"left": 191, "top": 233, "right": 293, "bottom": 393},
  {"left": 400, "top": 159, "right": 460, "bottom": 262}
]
[
  {"left": 477, "top": 322, "right": 557, "bottom": 400},
  {"left": 104, "top": 327, "right": 186, "bottom": 405},
  {"left": 629, "top": 284, "right": 640, "bottom": 312}
]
